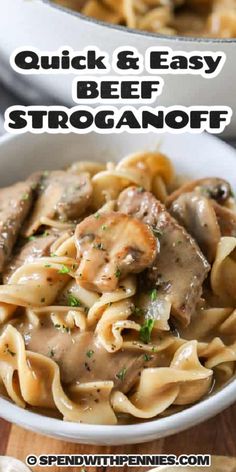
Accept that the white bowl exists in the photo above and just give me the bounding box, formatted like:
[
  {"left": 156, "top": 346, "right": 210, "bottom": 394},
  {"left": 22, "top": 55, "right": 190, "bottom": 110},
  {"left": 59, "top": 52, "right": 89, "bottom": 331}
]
[
  {"left": 0, "top": 0, "right": 235, "bottom": 136},
  {"left": 0, "top": 131, "right": 236, "bottom": 444}
]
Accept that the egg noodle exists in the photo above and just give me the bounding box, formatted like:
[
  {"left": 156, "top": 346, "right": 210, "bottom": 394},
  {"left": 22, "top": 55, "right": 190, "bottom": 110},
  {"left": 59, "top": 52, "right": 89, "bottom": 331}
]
[{"left": 0, "top": 151, "right": 236, "bottom": 425}]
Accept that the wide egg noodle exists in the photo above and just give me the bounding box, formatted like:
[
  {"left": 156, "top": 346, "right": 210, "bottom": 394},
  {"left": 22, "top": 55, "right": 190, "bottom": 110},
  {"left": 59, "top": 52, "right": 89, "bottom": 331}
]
[
  {"left": 111, "top": 341, "right": 213, "bottom": 418},
  {"left": 0, "top": 151, "right": 236, "bottom": 424},
  {"left": 0, "top": 325, "right": 117, "bottom": 424}
]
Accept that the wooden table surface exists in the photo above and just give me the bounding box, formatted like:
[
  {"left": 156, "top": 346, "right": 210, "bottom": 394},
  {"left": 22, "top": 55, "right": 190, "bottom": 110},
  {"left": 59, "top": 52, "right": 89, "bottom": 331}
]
[{"left": 0, "top": 402, "right": 236, "bottom": 471}]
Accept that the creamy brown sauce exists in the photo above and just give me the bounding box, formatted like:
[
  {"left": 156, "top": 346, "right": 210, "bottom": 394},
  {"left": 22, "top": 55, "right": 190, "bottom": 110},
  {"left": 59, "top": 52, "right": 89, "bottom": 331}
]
[
  {"left": 0, "top": 154, "right": 236, "bottom": 424},
  {"left": 18, "top": 320, "right": 152, "bottom": 393}
]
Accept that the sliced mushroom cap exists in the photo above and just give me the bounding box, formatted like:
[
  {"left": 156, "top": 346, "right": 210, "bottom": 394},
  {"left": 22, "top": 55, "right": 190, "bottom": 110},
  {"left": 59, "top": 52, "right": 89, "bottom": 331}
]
[
  {"left": 75, "top": 211, "right": 158, "bottom": 292},
  {"left": 170, "top": 192, "right": 221, "bottom": 263},
  {"left": 166, "top": 178, "right": 232, "bottom": 207}
]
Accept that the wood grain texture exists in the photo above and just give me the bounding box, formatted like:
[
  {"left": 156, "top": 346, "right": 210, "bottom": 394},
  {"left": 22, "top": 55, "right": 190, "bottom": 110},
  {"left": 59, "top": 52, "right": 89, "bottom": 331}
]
[{"left": 1, "top": 403, "right": 236, "bottom": 471}]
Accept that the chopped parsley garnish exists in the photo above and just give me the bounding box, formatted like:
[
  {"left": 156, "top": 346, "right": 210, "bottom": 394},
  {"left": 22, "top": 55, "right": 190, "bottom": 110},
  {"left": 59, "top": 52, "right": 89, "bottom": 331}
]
[
  {"left": 139, "top": 318, "right": 155, "bottom": 344},
  {"left": 143, "top": 354, "right": 152, "bottom": 362},
  {"left": 54, "top": 323, "right": 70, "bottom": 333},
  {"left": 58, "top": 265, "right": 70, "bottom": 274},
  {"left": 152, "top": 228, "right": 163, "bottom": 238},
  {"left": 50, "top": 252, "right": 57, "bottom": 257},
  {"left": 44, "top": 264, "right": 51, "bottom": 268},
  {"left": 28, "top": 235, "right": 36, "bottom": 242},
  {"left": 49, "top": 349, "right": 55, "bottom": 358},
  {"left": 137, "top": 187, "right": 144, "bottom": 193},
  {"left": 116, "top": 367, "right": 127, "bottom": 382},
  {"left": 22, "top": 193, "right": 29, "bottom": 201},
  {"left": 42, "top": 230, "right": 50, "bottom": 238},
  {"left": 150, "top": 288, "right": 158, "bottom": 302},
  {"left": 101, "top": 225, "right": 107, "bottom": 231},
  {"left": 86, "top": 350, "right": 94, "bottom": 358},
  {"left": 115, "top": 267, "right": 121, "bottom": 278},
  {"left": 93, "top": 243, "right": 105, "bottom": 251},
  {"left": 67, "top": 294, "right": 81, "bottom": 307},
  {"left": 94, "top": 212, "right": 100, "bottom": 219}
]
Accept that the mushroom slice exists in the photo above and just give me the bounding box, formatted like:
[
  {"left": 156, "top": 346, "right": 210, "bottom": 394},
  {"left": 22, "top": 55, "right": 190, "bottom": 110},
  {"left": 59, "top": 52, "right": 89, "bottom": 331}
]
[
  {"left": 75, "top": 211, "right": 158, "bottom": 292},
  {"left": 170, "top": 192, "right": 221, "bottom": 263},
  {"left": 166, "top": 178, "right": 232, "bottom": 207}
]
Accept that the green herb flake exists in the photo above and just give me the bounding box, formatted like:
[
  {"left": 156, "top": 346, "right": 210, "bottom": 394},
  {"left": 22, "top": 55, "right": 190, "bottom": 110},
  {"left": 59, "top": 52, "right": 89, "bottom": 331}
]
[
  {"left": 152, "top": 228, "right": 163, "bottom": 238},
  {"left": 49, "top": 349, "right": 55, "bottom": 358},
  {"left": 67, "top": 294, "right": 81, "bottom": 307},
  {"left": 42, "top": 230, "right": 50, "bottom": 238},
  {"left": 116, "top": 367, "right": 127, "bottom": 382},
  {"left": 143, "top": 354, "right": 152, "bottom": 362},
  {"left": 93, "top": 243, "right": 105, "bottom": 251},
  {"left": 150, "top": 288, "right": 158, "bottom": 302},
  {"left": 58, "top": 265, "right": 70, "bottom": 275},
  {"left": 44, "top": 264, "right": 51, "bottom": 268},
  {"left": 115, "top": 267, "right": 121, "bottom": 278},
  {"left": 86, "top": 350, "right": 94, "bottom": 358},
  {"left": 22, "top": 193, "right": 29, "bottom": 201},
  {"left": 94, "top": 213, "right": 100, "bottom": 219},
  {"left": 54, "top": 323, "right": 70, "bottom": 334},
  {"left": 28, "top": 235, "right": 36, "bottom": 242},
  {"left": 101, "top": 225, "right": 107, "bottom": 231},
  {"left": 139, "top": 318, "right": 155, "bottom": 344}
]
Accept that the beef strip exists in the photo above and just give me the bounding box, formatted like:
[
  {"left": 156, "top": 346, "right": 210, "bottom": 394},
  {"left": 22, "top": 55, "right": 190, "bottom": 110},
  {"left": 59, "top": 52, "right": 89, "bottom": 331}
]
[
  {"left": 118, "top": 187, "right": 210, "bottom": 326},
  {"left": 0, "top": 175, "right": 39, "bottom": 273},
  {"left": 21, "top": 323, "right": 150, "bottom": 393},
  {"left": 3, "top": 233, "right": 58, "bottom": 283},
  {"left": 169, "top": 192, "right": 221, "bottom": 262},
  {"left": 23, "top": 171, "right": 93, "bottom": 237}
]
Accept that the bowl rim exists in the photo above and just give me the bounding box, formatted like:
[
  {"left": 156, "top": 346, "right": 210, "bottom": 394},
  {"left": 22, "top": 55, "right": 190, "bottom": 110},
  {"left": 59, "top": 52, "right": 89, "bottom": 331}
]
[
  {"left": 42, "top": 0, "right": 236, "bottom": 44},
  {"left": 0, "top": 375, "right": 236, "bottom": 441},
  {"left": 0, "top": 131, "right": 236, "bottom": 443}
]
